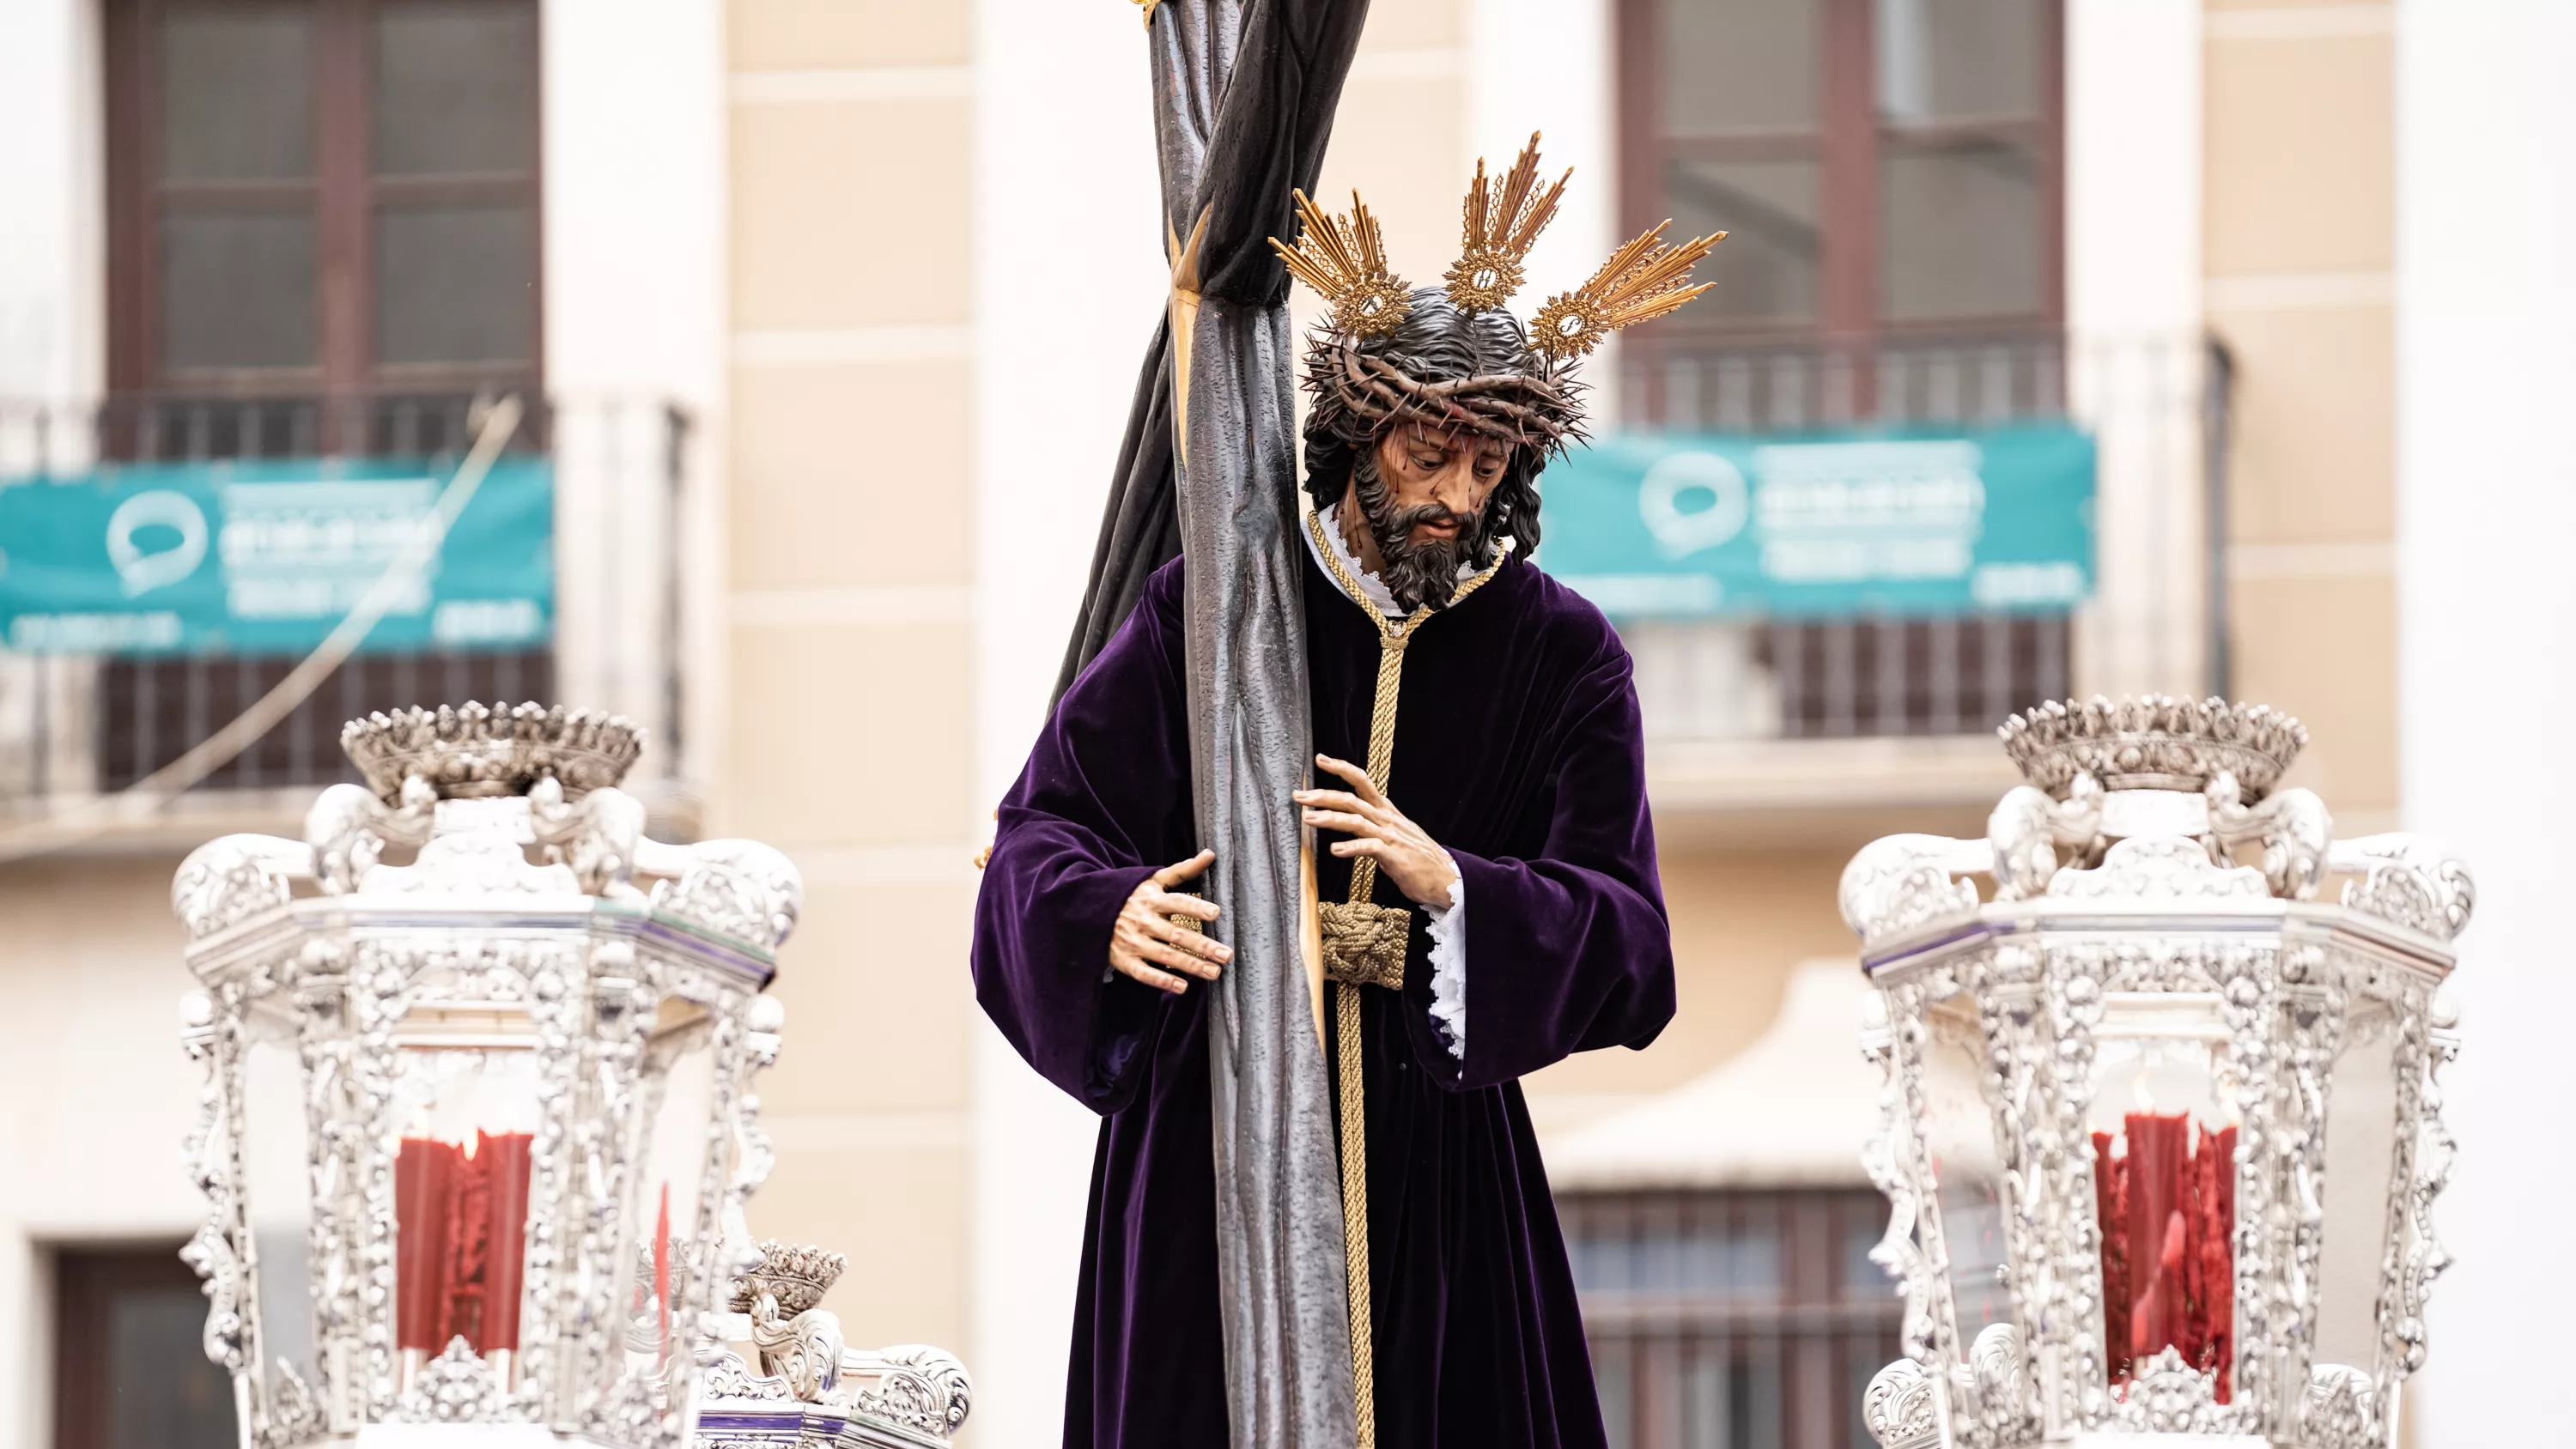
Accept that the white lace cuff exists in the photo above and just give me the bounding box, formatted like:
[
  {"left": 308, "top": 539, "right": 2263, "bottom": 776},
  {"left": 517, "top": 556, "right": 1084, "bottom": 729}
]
[{"left": 1424, "top": 872, "right": 1465, "bottom": 1061}]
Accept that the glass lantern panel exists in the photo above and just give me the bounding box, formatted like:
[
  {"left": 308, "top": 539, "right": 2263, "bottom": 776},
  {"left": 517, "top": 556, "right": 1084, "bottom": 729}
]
[
  {"left": 2085, "top": 997, "right": 2239, "bottom": 1399},
  {"left": 242, "top": 1027, "right": 318, "bottom": 1403},
  {"left": 614, "top": 997, "right": 723, "bottom": 1397},
  {"left": 1919, "top": 996, "right": 2012, "bottom": 1337},
  {"left": 389, "top": 1027, "right": 541, "bottom": 1376},
  {"left": 2313, "top": 991, "right": 2403, "bottom": 1374}
]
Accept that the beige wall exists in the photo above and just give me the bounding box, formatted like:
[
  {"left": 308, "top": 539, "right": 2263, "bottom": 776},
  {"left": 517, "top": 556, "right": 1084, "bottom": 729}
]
[
  {"left": 1315, "top": 0, "right": 1473, "bottom": 284},
  {"left": 0, "top": 854, "right": 211, "bottom": 1446},
  {"left": 721, "top": 0, "right": 978, "bottom": 1354},
  {"left": 2204, "top": 1, "right": 2398, "bottom": 829}
]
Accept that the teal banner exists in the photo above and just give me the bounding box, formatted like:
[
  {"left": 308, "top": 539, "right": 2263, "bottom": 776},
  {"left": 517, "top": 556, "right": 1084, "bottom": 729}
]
[
  {"left": 1539, "top": 424, "right": 2096, "bottom": 618},
  {"left": 0, "top": 457, "right": 553, "bottom": 655}
]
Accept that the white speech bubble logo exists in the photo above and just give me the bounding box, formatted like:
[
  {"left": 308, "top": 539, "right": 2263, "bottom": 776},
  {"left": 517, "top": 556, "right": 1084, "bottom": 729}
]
[
  {"left": 106, "top": 489, "right": 210, "bottom": 597},
  {"left": 1637, "top": 450, "right": 1751, "bottom": 560}
]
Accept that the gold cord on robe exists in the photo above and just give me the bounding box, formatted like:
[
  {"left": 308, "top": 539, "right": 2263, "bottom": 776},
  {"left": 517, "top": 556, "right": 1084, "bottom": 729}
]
[{"left": 1302, "top": 507, "right": 1503, "bottom": 1447}]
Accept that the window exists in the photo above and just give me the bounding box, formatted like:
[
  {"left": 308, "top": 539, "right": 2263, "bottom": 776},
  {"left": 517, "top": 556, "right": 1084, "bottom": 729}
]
[
  {"left": 106, "top": 0, "right": 543, "bottom": 403},
  {"left": 1564, "top": 1189, "right": 1903, "bottom": 1449},
  {"left": 52, "top": 1246, "right": 238, "bottom": 1449},
  {"left": 1619, "top": 0, "right": 2062, "bottom": 343},
  {"left": 93, "top": 0, "right": 549, "bottom": 789},
  {"left": 1611, "top": 2, "right": 2069, "bottom": 742}
]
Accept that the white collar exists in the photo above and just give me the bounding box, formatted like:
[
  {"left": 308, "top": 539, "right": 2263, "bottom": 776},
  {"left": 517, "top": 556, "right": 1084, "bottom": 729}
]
[{"left": 1302, "top": 500, "right": 1504, "bottom": 619}]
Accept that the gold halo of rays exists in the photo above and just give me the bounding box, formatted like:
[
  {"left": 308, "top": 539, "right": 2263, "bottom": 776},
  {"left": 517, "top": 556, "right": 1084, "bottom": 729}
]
[
  {"left": 1271, "top": 190, "right": 1413, "bottom": 340},
  {"left": 1269, "top": 134, "right": 1725, "bottom": 363},
  {"left": 1527, "top": 220, "right": 1728, "bottom": 364},
  {"left": 1443, "top": 132, "right": 1571, "bottom": 314}
]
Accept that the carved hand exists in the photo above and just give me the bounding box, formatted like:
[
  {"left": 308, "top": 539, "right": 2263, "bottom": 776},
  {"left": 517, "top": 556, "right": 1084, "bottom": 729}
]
[
  {"left": 1109, "top": 849, "right": 1230, "bottom": 994},
  {"left": 1296, "top": 754, "right": 1461, "bottom": 907}
]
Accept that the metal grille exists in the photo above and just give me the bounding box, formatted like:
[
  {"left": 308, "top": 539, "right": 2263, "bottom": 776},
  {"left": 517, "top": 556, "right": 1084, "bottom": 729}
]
[
  {"left": 1563, "top": 1188, "right": 1903, "bottom": 1449},
  {"left": 94, "top": 649, "right": 553, "bottom": 792}
]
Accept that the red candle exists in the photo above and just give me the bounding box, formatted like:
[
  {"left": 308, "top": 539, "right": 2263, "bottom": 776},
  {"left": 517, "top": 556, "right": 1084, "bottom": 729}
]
[
  {"left": 2123, "top": 1111, "right": 2190, "bottom": 1360},
  {"left": 2095, "top": 1113, "right": 2237, "bottom": 1402},
  {"left": 2091, "top": 1130, "right": 2130, "bottom": 1381},
  {"left": 395, "top": 1137, "right": 457, "bottom": 1352},
  {"left": 653, "top": 1183, "right": 671, "bottom": 1363},
  {"left": 478, "top": 1131, "right": 535, "bottom": 1351},
  {"left": 2199, "top": 1125, "right": 2237, "bottom": 1401},
  {"left": 447, "top": 1141, "right": 493, "bottom": 1349}
]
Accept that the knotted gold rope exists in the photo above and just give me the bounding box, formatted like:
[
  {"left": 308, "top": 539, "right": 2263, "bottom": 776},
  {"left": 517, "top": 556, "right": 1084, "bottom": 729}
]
[{"left": 1303, "top": 508, "right": 1502, "bottom": 1447}]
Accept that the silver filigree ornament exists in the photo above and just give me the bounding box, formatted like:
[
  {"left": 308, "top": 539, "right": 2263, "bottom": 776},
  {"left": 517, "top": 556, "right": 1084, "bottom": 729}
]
[
  {"left": 1847, "top": 696, "right": 2475, "bottom": 1449},
  {"left": 392, "top": 1338, "right": 507, "bottom": 1422},
  {"left": 170, "top": 704, "right": 806, "bottom": 1447},
  {"left": 1862, "top": 1357, "right": 1941, "bottom": 1449},
  {"left": 690, "top": 1236, "right": 976, "bottom": 1445}
]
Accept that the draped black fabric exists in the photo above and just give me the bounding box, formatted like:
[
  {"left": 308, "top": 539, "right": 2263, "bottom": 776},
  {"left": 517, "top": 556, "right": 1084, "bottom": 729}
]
[
  {"left": 1052, "top": 0, "right": 1371, "bottom": 700},
  {"left": 1055, "top": 327, "right": 1184, "bottom": 698}
]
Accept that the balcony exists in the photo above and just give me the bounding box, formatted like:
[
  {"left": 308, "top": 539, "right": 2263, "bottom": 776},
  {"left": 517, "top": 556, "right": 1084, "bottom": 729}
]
[
  {"left": 0, "top": 393, "right": 696, "bottom": 852},
  {"left": 1601, "top": 330, "right": 2226, "bottom": 842}
]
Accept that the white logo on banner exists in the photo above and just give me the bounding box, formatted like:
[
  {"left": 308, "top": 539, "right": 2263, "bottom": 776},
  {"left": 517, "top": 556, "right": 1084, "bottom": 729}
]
[
  {"left": 1637, "top": 450, "right": 1750, "bottom": 559},
  {"left": 106, "top": 490, "right": 210, "bottom": 597}
]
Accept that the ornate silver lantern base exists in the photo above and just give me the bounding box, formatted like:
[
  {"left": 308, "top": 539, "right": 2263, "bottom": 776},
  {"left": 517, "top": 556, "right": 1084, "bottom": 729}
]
[{"left": 693, "top": 1242, "right": 972, "bottom": 1448}]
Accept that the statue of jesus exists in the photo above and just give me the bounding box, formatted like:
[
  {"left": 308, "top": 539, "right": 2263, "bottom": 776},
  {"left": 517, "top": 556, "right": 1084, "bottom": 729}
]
[{"left": 972, "top": 135, "right": 1723, "bottom": 1449}]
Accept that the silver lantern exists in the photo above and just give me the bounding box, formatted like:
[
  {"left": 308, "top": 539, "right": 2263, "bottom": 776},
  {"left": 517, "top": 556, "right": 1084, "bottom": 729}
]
[
  {"left": 173, "top": 703, "right": 802, "bottom": 1445},
  {"left": 1841, "top": 697, "right": 2471, "bottom": 1449}
]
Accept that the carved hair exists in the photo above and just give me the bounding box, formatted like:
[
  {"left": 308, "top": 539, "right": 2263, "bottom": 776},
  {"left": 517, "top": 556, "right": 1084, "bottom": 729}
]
[{"left": 1298, "top": 288, "right": 1562, "bottom": 564}]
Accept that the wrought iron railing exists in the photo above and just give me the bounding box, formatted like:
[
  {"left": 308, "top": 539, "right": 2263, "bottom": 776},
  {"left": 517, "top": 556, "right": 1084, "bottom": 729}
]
[
  {"left": 0, "top": 393, "right": 692, "bottom": 819},
  {"left": 1563, "top": 1187, "right": 1901, "bottom": 1449},
  {"left": 1606, "top": 331, "right": 2227, "bottom": 743}
]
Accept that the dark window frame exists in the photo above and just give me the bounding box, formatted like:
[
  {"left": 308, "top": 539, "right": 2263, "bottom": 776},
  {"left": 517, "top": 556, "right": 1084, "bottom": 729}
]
[
  {"left": 52, "top": 1243, "right": 239, "bottom": 1449},
  {"left": 104, "top": 0, "right": 546, "bottom": 404},
  {"left": 1615, "top": 0, "right": 2065, "bottom": 347}
]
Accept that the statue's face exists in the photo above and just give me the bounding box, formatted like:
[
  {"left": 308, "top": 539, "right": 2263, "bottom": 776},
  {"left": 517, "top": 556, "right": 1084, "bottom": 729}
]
[{"left": 1370, "top": 422, "right": 1510, "bottom": 549}]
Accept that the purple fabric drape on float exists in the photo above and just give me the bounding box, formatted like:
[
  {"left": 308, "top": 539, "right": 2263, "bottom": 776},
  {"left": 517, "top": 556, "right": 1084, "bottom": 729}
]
[{"left": 1046, "top": 4, "right": 1372, "bottom": 1448}]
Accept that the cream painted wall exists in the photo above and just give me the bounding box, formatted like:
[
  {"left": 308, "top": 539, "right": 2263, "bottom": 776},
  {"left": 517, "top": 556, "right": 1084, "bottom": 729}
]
[
  {"left": 0, "top": 857, "right": 210, "bottom": 1449},
  {"left": 0, "top": 0, "right": 100, "bottom": 401},
  {"left": 544, "top": 0, "right": 727, "bottom": 410},
  {"left": 719, "top": 0, "right": 982, "bottom": 1380},
  {"left": 2203, "top": 0, "right": 2400, "bottom": 828},
  {"left": 2395, "top": 3, "right": 2576, "bottom": 1441},
  {"left": 2065, "top": 0, "right": 2207, "bottom": 700}
]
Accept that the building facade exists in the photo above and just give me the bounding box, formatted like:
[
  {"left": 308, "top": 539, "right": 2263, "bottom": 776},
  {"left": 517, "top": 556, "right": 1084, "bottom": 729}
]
[{"left": 0, "top": 3, "right": 2512, "bottom": 1447}]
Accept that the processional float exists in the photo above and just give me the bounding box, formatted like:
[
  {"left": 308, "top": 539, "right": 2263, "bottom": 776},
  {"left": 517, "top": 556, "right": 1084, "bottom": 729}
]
[
  {"left": 171, "top": 702, "right": 969, "bottom": 1447},
  {"left": 1844, "top": 696, "right": 2471, "bottom": 1449}
]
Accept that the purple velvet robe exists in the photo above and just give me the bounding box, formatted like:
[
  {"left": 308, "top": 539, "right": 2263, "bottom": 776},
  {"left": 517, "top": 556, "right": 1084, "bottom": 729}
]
[{"left": 973, "top": 548, "right": 1676, "bottom": 1449}]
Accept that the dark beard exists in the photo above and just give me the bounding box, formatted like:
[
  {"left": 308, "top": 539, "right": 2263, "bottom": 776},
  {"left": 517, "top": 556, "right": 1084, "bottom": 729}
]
[{"left": 1351, "top": 452, "right": 1496, "bottom": 612}]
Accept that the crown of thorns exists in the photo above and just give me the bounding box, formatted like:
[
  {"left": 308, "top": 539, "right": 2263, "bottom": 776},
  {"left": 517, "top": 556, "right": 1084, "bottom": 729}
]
[{"left": 1269, "top": 133, "right": 1725, "bottom": 453}]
